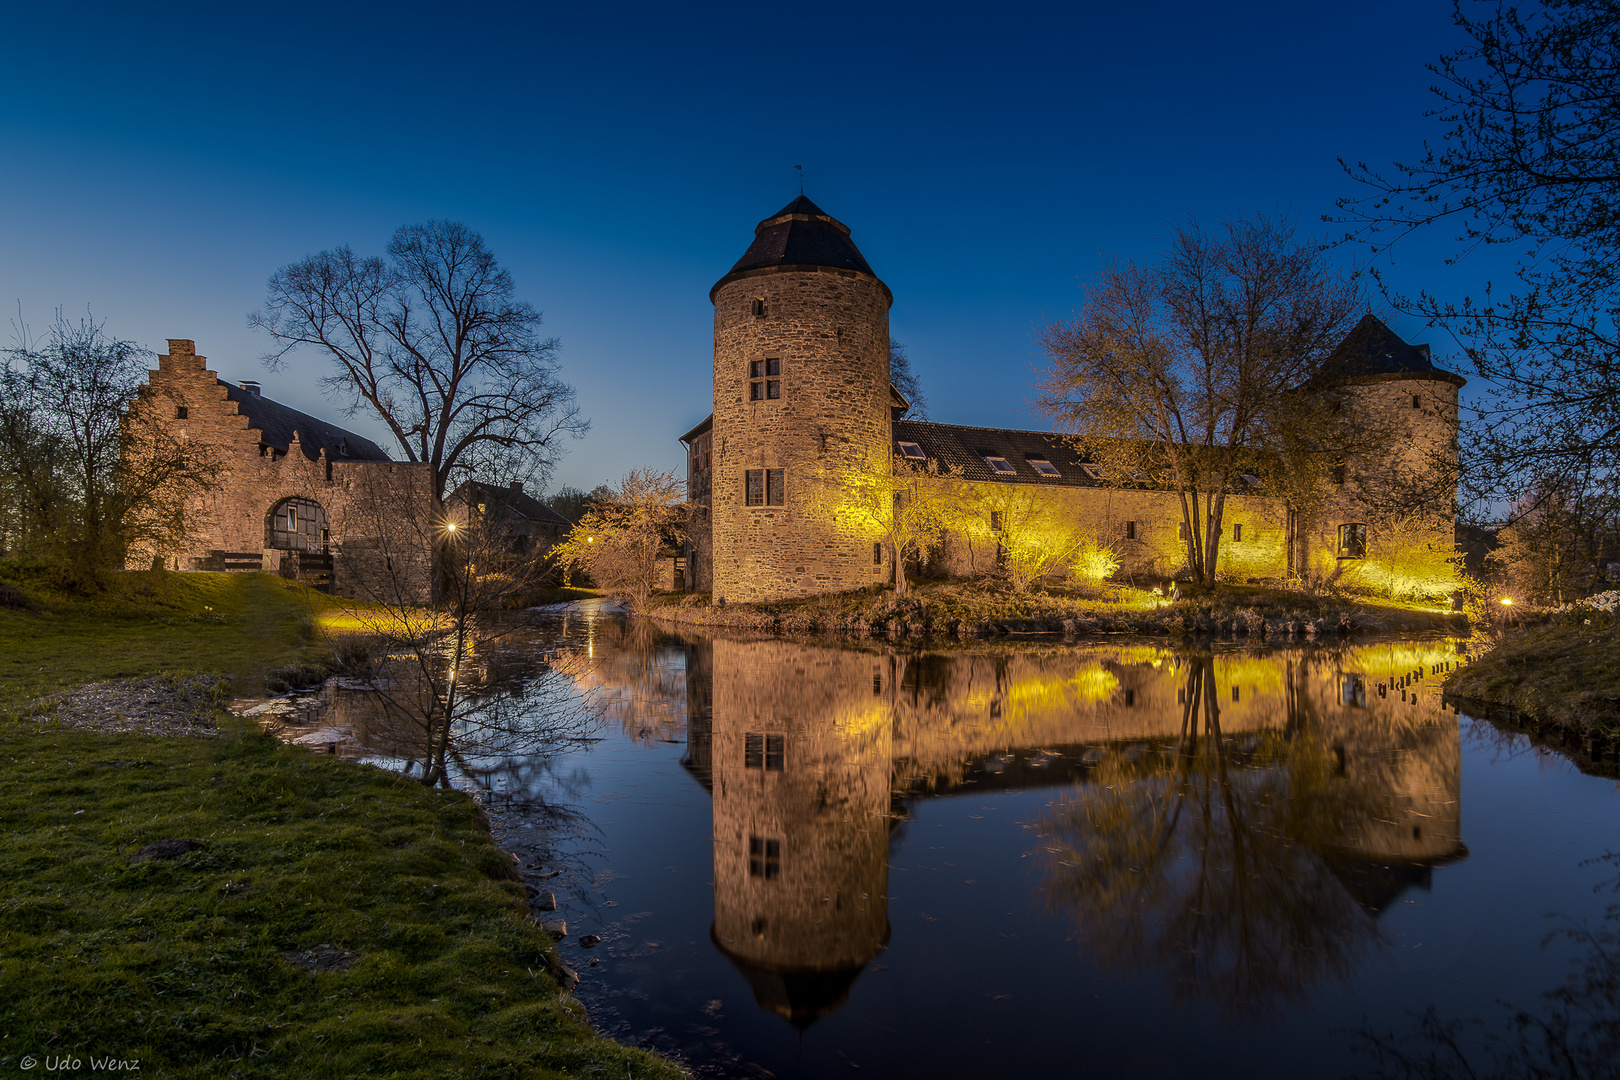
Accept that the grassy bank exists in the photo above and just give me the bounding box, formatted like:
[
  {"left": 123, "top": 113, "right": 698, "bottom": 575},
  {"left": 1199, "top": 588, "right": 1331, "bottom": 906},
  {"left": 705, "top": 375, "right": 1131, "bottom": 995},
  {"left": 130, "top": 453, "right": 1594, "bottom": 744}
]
[
  {"left": 1446, "top": 610, "right": 1620, "bottom": 747},
  {"left": 0, "top": 567, "right": 686, "bottom": 1079},
  {"left": 646, "top": 579, "right": 1466, "bottom": 640}
]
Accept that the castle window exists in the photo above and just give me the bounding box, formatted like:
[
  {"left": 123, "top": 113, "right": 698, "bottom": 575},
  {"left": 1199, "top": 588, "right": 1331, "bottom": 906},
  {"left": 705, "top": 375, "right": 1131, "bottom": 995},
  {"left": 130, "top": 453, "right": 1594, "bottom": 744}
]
[
  {"left": 1232, "top": 686, "right": 1241, "bottom": 702},
  {"left": 175, "top": 406, "right": 188, "bottom": 420},
  {"left": 1412, "top": 394, "right": 1422, "bottom": 409},
  {"left": 1233, "top": 523, "right": 1243, "bottom": 542},
  {"left": 745, "top": 469, "right": 785, "bottom": 506},
  {"left": 744, "top": 733, "right": 785, "bottom": 771},
  {"left": 749, "top": 836, "right": 781, "bottom": 880},
  {"left": 874, "top": 541, "right": 883, "bottom": 565},
  {"left": 1027, "top": 455, "right": 1060, "bottom": 477},
  {"left": 1125, "top": 520, "right": 1136, "bottom": 540},
  {"left": 752, "top": 298, "right": 766, "bottom": 318},
  {"left": 749, "top": 358, "right": 781, "bottom": 401},
  {"left": 338, "top": 438, "right": 349, "bottom": 457},
  {"left": 1332, "top": 462, "right": 1347, "bottom": 485},
  {"left": 1079, "top": 463, "right": 1105, "bottom": 480},
  {"left": 287, "top": 506, "right": 298, "bottom": 531},
  {"left": 982, "top": 455, "right": 1016, "bottom": 475},
  {"left": 1338, "top": 523, "right": 1368, "bottom": 559},
  {"left": 897, "top": 441, "right": 926, "bottom": 460}
]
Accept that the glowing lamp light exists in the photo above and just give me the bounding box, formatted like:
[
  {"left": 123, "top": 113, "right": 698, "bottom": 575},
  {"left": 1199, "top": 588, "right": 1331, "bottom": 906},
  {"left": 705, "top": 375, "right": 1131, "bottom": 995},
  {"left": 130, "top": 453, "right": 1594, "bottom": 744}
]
[
  {"left": 1499, "top": 597, "right": 1514, "bottom": 606},
  {"left": 445, "top": 520, "right": 458, "bottom": 533},
  {"left": 587, "top": 536, "right": 595, "bottom": 544}
]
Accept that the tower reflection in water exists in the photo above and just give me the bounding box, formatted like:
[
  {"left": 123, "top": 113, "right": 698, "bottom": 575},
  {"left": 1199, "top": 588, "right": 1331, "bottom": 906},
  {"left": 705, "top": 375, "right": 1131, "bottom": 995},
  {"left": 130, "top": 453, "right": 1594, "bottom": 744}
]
[{"left": 681, "top": 638, "right": 1466, "bottom": 1023}]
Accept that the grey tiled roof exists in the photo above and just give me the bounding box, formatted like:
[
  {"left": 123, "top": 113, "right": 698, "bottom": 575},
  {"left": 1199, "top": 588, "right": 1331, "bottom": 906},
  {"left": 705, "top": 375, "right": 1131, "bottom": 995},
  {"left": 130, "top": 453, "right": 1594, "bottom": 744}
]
[
  {"left": 223, "top": 382, "right": 392, "bottom": 462},
  {"left": 712, "top": 196, "right": 885, "bottom": 299},
  {"left": 456, "top": 480, "right": 574, "bottom": 526},
  {"left": 1315, "top": 314, "right": 1466, "bottom": 387}
]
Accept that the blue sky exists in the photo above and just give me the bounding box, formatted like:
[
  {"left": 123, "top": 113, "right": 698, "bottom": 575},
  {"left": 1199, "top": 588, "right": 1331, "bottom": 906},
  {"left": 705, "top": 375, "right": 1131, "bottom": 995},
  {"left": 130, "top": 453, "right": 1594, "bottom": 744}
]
[{"left": 0, "top": 0, "right": 1485, "bottom": 494}]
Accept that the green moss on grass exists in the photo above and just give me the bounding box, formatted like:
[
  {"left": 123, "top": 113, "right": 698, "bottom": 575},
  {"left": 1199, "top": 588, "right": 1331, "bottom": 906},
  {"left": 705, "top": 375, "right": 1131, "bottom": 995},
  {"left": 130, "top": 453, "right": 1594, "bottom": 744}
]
[
  {"left": 1447, "top": 615, "right": 1620, "bottom": 739},
  {"left": 0, "top": 718, "right": 685, "bottom": 1078}
]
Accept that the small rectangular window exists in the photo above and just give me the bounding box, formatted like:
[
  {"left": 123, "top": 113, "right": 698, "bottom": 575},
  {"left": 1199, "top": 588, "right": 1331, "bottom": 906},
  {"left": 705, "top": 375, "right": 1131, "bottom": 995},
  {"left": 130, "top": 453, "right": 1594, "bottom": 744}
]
[
  {"left": 175, "top": 405, "right": 188, "bottom": 419},
  {"left": 874, "top": 541, "right": 883, "bottom": 565},
  {"left": 748, "top": 836, "right": 781, "bottom": 879},
  {"left": 745, "top": 733, "right": 764, "bottom": 769},
  {"left": 746, "top": 470, "right": 764, "bottom": 506},
  {"left": 1412, "top": 395, "right": 1422, "bottom": 409},
  {"left": 1079, "top": 463, "right": 1105, "bottom": 480},
  {"left": 752, "top": 298, "right": 766, "bottom": 318},
  {"left": 1125, "top": 520, "right": 1136, "bottom": 540},
  {"left": 287, "top": 507, "right": 297, "bottom": 530},
  {"left": 750, "top": 382, "right": 765, "bottom": 401},
  {"left": 1124, "top": 689, "right": 1135, "bottom": 707},
  {"left": 1338, "top": 522, "right": 1368, "bottom": 559},
  {"left": 765, "top": 735, "right": 784, "bottom": 771},
  {"left": 1233, "top": 523, "right": 1243, "bottom": 542},
  {"left": 766, "top": 380, "right": 780, "bottom": 398},
  {"left": 1027, "top": 456, "right": 1060, "bottom": 477},
  {"left": 766, "top": 358, "right": 781, "bottom": 376},
  {"left": 1232, "top": 686, "right": 1241, "bottom": 702},
  {"left": 983, "top": 455, "right": 1016, "bottom": 474},
  {"left": 766, "top": 469, "right": 785, "bottom": 505},
  {"left": 897, "top": 441, "right": 927, "bottom": 460}
]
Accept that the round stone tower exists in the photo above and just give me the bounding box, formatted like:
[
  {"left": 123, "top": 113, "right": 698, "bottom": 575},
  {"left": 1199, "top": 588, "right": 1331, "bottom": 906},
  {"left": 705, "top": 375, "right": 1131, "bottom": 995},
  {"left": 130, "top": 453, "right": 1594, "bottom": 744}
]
[{"left": 709, "top": 196, "right": 895, "bottom": 603}]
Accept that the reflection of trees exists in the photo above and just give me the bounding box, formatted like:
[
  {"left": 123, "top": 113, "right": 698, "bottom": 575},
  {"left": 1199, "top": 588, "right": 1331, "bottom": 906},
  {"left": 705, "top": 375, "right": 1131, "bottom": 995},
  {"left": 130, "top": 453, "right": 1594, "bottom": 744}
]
[
  {"left": 1037, "top": 654, "right": 1388, "bottom": 1015},
  {"left": 1354, "top": 853, "right": 1620, "bottom": 1080}
]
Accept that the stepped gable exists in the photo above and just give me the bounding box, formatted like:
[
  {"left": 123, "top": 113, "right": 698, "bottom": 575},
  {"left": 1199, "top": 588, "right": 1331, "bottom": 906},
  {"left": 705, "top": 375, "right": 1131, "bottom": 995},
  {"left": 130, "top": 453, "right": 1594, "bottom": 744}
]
[
  {"left": 1315, "top": 314, "right": 1466, "bottom": 387},
  {"left": 460, "top": 480, "right": 573, "bottom": 526},
  {"left": 711, "top": 195, "right": 888, "bottom": 301},
  {"left": 223, "top": 382, "right": 392, "bottom": 462}
]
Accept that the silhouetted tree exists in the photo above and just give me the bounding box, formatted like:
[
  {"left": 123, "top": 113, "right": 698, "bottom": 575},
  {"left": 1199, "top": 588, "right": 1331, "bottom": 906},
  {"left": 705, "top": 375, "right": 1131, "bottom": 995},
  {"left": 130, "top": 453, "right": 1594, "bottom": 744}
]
[
  {"left": 889, "top": 339, "right": 929, "bottom": 420},
  {"left": 251, "top": 220, "right": 586, "bottom": 502},
  {"left": 1339, "top": 0, "right": 1620, "bottom": 510}
]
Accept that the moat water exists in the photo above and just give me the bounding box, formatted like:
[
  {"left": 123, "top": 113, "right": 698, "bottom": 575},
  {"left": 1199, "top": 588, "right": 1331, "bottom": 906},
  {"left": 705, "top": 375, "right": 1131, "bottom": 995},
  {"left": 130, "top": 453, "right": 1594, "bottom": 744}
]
[{"left": 277, "top": 604, "right": 1620, "bottom": 1079}]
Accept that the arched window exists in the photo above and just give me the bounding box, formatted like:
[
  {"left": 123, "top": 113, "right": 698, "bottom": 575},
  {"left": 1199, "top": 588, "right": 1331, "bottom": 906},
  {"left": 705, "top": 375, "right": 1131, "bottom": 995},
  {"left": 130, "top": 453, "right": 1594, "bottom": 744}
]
[{"left": 267, "top": 497, "right": 329, "bottom": 552}]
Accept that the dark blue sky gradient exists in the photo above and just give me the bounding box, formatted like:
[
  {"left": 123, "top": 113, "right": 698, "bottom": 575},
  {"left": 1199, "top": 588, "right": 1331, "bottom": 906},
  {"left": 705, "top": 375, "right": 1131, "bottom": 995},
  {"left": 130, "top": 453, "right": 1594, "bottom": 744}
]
[{"left": 0, "top": 1, "right": 1485, "bottom": 492}]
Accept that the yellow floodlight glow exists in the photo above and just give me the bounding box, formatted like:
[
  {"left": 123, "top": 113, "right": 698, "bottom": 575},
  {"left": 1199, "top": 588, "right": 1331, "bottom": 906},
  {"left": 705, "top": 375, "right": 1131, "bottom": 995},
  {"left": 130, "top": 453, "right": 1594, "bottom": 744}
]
[{"left": 1500, "top": 597, "right": 1514, "bottom": 606}]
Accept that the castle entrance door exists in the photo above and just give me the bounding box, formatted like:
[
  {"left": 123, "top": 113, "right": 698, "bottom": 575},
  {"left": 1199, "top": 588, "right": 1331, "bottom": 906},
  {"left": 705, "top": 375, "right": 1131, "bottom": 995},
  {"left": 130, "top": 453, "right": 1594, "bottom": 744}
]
[{"left": 266, "top": 497, "right": 332, "bottom": 586}]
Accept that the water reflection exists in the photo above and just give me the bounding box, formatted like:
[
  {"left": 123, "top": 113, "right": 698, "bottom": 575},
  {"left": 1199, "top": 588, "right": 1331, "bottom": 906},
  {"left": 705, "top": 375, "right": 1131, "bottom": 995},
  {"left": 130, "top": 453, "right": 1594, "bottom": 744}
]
[{"left": 679, "top": 636, "right": 1468, "bottom": 1022}]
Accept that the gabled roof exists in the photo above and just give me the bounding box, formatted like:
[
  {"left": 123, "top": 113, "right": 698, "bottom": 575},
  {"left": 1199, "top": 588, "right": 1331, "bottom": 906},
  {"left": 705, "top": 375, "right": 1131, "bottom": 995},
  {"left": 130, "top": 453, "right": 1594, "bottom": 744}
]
[
  {"left": 223, "top": 382, "right": 392, "bottom": 462},
  {"left": 894, "top": 420, "right": 1103, "bottom": 487},
  {"left": 454, "top": 480, "right": 573, "bottom": 527},
  {"left": 711, "top": 196, "right": 890, "bottom": 304},
  {"left": 1314, "top": 314, "right": 1466, "bottom": 387},
  {"left": 892, "top": 420, "right": 1274, "bottom": 491}
]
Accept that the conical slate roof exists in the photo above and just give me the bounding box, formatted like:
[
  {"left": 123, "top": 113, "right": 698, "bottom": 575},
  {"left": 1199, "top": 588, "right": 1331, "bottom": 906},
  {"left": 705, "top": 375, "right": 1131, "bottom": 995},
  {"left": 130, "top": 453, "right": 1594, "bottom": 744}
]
[
  {"left": 1315, "top": 314, "right": 1466, "bottom": 387},
  {"left": 711, "top": 196, "right": 889, "bottom": 302}
]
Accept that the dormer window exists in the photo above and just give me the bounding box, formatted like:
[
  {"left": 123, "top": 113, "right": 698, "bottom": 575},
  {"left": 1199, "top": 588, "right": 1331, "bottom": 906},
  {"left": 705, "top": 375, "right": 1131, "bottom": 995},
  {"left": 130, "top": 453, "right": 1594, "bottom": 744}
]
[
  {"left": 749, "top": 359, "right": 781, "bottom": 401},
  {"left": 338, "top": 438, "right": 350, "bottom": 457},
  {"left": 1122, "top": 466, "right": 1149, "bottom": 483},
  {"left": 1079, "top": 463, "right": 1105, "bottom": 480},
  {"left": 897, "top": 441, "right": 926, "bottom": 460},
  {"left": 982, "top": 455, "right": 1016, "bottom": 475},
  {"left": 1241, "top": 474, "right": 1263, "bottom": 489},
  {"left": 1026, "top": 455, "right": 1060, "bottom": 477}
]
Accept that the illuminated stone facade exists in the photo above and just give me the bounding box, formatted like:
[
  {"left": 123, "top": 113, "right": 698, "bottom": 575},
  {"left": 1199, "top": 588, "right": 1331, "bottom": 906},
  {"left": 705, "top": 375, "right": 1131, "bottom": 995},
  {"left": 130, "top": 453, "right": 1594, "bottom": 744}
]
[{"left": 681, "top": 198, "right": 1465, "bottom": 601}]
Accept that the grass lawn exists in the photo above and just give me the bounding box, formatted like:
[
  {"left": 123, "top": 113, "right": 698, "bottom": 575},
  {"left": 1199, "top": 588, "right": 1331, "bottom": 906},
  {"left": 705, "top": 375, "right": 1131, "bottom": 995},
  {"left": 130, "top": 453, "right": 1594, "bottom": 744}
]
[
  {"left": 0, "top": 567, "right": 686, "bottom": 1079},
  {"left": 1447, "top": 615, "right": 1620, "bottom": 740}
]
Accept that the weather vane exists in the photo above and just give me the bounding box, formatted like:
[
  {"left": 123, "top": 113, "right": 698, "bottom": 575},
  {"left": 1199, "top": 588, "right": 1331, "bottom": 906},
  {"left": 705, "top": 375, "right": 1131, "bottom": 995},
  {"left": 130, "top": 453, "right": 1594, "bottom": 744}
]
[{"left": 794, "top": 164, "right": 804, "bottom": 195}]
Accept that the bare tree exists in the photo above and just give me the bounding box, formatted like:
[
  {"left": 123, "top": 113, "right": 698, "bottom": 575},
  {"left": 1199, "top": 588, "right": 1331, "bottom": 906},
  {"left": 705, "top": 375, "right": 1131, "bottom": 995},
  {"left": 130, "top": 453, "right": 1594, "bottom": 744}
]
[
  {"left": 331, "top": 471, "right": 595, "bottom": 789},
  {"left": 1338, "top": 0, "right": 1620, "bottom": 511},
  {"left": 1036, "top": 215, "right": 1363, "bottom": 588},
  {"left": 840, "top": 451, "right": 973, "bottom": 596},
  {"left": 550, "top": 469, "right": 687, "bottom": 609},
  {"left": 889, "top": 339, "right": 929, "bottom": 421},
  {"left": 0, "top": 312, "right": 218, "bottom": 581},
  {"left": 250, "top": 220, "right": 586, "bottom": 502}
]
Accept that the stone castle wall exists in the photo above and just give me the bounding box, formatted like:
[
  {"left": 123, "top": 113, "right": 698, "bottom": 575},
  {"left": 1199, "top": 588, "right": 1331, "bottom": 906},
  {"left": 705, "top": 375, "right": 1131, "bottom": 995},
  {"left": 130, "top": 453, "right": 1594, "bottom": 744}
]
[
  {"left": 125, "top": 340, "right": 437, "bottom": 604},
  {"left": 710, "top": 269, "right": 893, "bottom": 603}
]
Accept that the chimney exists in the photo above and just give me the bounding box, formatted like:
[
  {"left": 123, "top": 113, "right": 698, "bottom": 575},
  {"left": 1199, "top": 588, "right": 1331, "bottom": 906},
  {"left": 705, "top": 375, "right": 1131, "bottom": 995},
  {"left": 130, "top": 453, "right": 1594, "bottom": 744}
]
[
  {"left": 509, "top": 480, "right": 523, "bottom": 496},
  {"left": 239, "top": 381, "right": 261, "bottom": 396},
  {"left": 167, "top": 339, "right": 195, "bottom": 355}
]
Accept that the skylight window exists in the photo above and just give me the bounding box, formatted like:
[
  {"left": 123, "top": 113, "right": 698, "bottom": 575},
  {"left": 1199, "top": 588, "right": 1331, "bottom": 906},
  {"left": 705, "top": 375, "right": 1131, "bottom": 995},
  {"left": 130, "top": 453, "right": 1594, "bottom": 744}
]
[
  {"left": 1079, "top": 463, "right": 1106, "bottom": 480},
  {"left": 982, "top": 455, "right": 1016, "bottom": 475},
  {"left": 1241, "top": 473, "right": 1263, "bottom": 488},
  {"left": 897, "top": 441, "right": 927, "bottom": 460},
  {"left": 1026, "top": 456, "right": 1060, "bottom": 477},
  {"left": 1122, "top": 467, "right": 1149, "bottom": 483}
]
